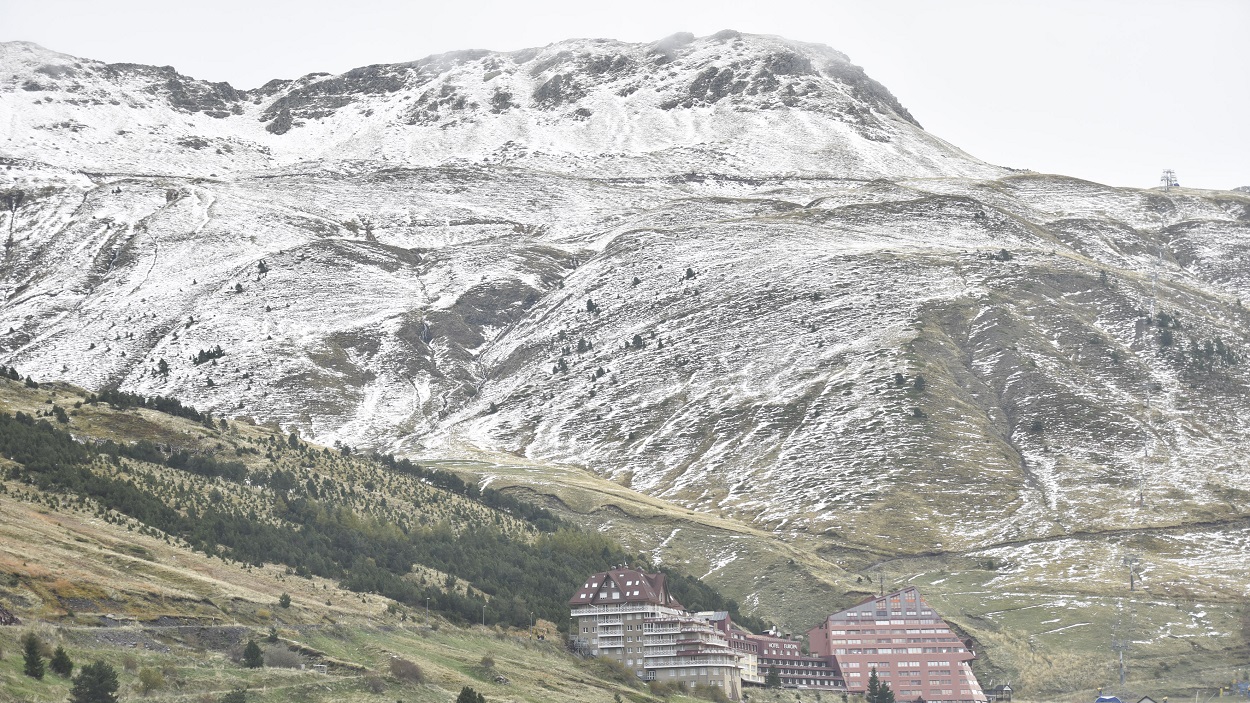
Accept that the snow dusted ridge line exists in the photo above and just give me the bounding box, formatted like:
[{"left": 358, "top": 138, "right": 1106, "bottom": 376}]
[
  {"left": 0, "top": 34, "right": 1000, "bottom": 180},
  {"left": 2, "top": 32, "right": 1250, "bottom": 565}
]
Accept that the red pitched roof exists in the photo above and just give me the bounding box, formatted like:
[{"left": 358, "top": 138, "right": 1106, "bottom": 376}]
[{"left": 567, "top": 567, "right": 684, "bottom": 609}]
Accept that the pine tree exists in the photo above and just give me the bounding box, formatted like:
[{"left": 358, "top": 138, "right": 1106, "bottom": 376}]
[
  {"left": 69, "top": 660, "right": 120, "bottom": 703},
  {"left": 866, "top": 667, "right": 881, "bottom": 703},
  {"left": 765, "top": 666, "right": 781, "bottom": 688},
  {"left": 243, "top": 639, "right": 263, "bottom": 668},
  {"left": 456, "top": 686, "right": 486, "bottom": 703},
  {"left": 50, "top": 644, "right": 74, "bottom": 677},
  {"left": 22, "top": 632, "right": 44, "bottom": 679}
]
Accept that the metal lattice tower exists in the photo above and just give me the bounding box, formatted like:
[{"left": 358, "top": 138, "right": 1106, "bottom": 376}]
[
  {"left": 1111, "top": 593, "right": 1140, "bottom": 688},
  {"left": 1122, "top": 554, "right": 1142, "bottom": 591},
  {"left": 1160, "top": 169, "right": 1178, "bottom": 191},
  {"left": 1138, "top": 203, "right": 1171, "bottom": 505}
]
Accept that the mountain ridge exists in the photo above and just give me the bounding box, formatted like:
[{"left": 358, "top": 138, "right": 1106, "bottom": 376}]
[
  {"left": 0, "top": 32, "right": 998, "bottom": 179},
  {"left": 3, "top": 33, "right": 1250, "bottom": 696}
]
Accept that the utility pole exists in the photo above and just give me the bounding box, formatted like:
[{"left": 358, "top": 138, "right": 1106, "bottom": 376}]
[
  {"left": 1160, "top": 169, "right": 1178, "bottom": 192},
  {"left": 1122, "top": 555, "right": 1141, "bottom": 591},
  {"left": 482, "top": 603, "right": 486, "bottom": 626},
  {"left": 425, "top": 598, "right": 429, "bottom": 628},
  {"left": 1112, "top": 637, "right": 1130, "bottom": 686}
]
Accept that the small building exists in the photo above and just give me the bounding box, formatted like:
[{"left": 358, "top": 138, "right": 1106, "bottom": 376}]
[{"left": 986, "top": 683, "right": 1013, "bottom": 701}]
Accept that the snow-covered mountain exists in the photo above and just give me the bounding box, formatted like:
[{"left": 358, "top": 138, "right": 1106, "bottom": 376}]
[
  {"left": 0, "top": 33, "right": 997, "bottom": 179},
  {"left": 3, "top": 33, "right": 1250, "bottom": 565}
]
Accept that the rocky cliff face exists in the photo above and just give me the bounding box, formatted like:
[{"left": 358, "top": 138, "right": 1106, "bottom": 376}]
[{"left": 3, "top": 34, "right": 1249, "bottom": 566}]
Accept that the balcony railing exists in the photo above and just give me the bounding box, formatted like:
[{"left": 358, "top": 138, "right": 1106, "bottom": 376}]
[
  {"left": 572, "top": 603, "right": 682, "bottom": 618},
  {"left": 644, "top": 656, "right": 738, "bottom": 669}
]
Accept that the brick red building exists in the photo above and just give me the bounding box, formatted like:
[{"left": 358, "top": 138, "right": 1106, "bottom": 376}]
[{"left": 808, "top": 587, "right": 987, "bottom": 703}]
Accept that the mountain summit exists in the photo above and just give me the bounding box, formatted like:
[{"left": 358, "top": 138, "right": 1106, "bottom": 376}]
[{"left": 1, "top": 33, "right": 997, "bottom": 178}]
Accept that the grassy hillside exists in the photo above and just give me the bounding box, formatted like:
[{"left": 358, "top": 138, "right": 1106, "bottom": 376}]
[
  {"left": 0, "top": 468, "right": 665, "bottom": 703},
  {"left": 438, "top": 453, "right": 1250, "bottom": 702},
  {"left": 0, "top": 372, "right": 753, "bottom": 703},
  {"left": 2, "top": 372, "right": 1247, "bottom": 702}
]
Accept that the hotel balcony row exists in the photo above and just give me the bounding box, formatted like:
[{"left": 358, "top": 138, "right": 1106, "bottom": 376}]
[
  {"left": 572, "top": 603, "right": 684, "bottom": 618},
  {"left": 643, "top": 655, "right": 739, "bottom": 669}
]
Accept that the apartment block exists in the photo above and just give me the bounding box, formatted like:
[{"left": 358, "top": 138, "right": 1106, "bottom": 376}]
[
  {"left": 808, "top": 586, "right": 988, "bottom": 703},
  {"left": 568, "top": 568, "right": 742, "bottom": 698}
]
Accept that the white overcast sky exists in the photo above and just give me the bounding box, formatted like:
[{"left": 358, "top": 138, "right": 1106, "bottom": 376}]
[{"left": 2, "top": 0, "right": 1247, "bottom": 189}]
